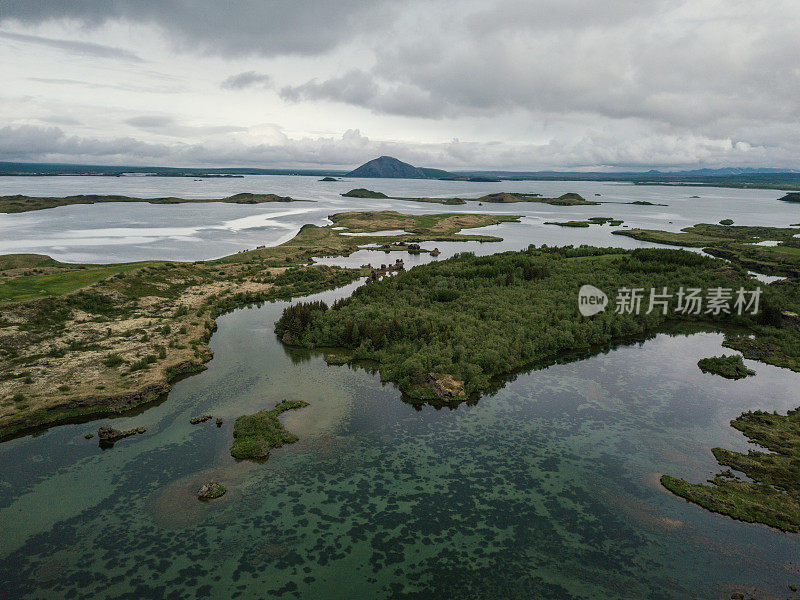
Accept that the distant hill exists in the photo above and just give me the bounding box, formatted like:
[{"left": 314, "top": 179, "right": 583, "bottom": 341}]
[
  {"left": 345, "top": 156, "right": 460, "bottom": 179},
  {"left": 346, "top": 156, "right": 427, "bottom": 179}
]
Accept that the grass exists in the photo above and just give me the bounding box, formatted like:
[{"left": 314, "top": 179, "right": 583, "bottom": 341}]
[
  {"left": 0, "top": 193, "right": 303, "bottom": 214},
  {"left": 230, "top": 400, "right": 309, "bottom": 459},
  {"left": 613, "top": 223, "right": 800, "bottom": 276},
  {"left": 697, "top": 355, "right": 755, "bottom": 379},
  {"left": 0, "top": 262, "right": 160, "bottom": 303},
  {"left": 328, "top": 211, "right": 520, "bottom": 236}
]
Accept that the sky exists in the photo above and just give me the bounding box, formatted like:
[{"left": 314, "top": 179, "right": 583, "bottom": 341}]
[{"left": 0, "top": 0, "right": 799, "bottom": 171}]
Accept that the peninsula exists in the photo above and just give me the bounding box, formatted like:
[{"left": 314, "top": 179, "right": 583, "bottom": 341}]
[{"left": 0, "top": 210, "right": 520, "bottom": 440}]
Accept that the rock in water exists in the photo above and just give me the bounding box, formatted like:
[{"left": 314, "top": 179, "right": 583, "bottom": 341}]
[
  {"left": 97, "top": 425, "right": 143, "bottom": 447},
  {"left": 197, "top": 482, "right": 226, "bottom": 500}
]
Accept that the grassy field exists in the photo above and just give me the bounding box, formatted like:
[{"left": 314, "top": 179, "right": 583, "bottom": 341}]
[{"left": 0, "top": 261, "right": 162, "bottom": 303}]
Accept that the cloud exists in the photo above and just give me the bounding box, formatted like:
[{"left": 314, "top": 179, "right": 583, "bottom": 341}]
[
  {"left": 221, "top": 71, "right": 272, "bottom": 90},
  {"left": 124, "top": 116, "right": 247, "bottom": 138},
  {"left": 0, "top": 124, "right": 795, "bottom": 171},
  {"left": 125, "top": 115, "right": 175, "bottom": 128},
  {"left": 0, "top": 30, "right": 143, "bottom": 61},
  {"left": 28, "top": 77, "right": 179, "bottom": 93},
  {"left": 2, "top": 1, "right": 800, "bottom": 169},
  {"left": 0, "top": 1, "right": 396, "bottom": 57}
]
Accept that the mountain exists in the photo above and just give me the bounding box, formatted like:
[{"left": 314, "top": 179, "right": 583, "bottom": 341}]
[{"left": 346, "top": 156, "right": 427, "bottom": 178}]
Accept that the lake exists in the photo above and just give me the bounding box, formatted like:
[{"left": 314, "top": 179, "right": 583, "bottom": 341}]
[{"left": 0, "top": 176, "right": 798, "bottom": 599}]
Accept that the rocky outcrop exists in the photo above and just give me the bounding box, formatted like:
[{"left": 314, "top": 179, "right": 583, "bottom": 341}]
[
  {"left": 190, "top": 414, "right": 213, "bottom": 424},
  {"left": 97, "top": 424, "right": 146, "bottom": 446},
  {"left": 778, "top": 192, "right": 800, "bottom": 203},
  {"left": 426, "top": 373, "right": 466, "bottom": 400},
  {"left": 368, "top": 259, "right": 406, "bottom": 282},
  {"left": 197, "top": 482, "right": 226, "bottom": 500},
  {"left": 67, "top": 384, "right": 169, "bottom": 412}
]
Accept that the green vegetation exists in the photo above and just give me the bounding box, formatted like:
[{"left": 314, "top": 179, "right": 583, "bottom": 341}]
[
  {"left": 627, "top": 200, "right": 667, "bottom": 206},
  {"left": 0, "top": 261, "right": 160, "bottom": 303},
  {"left": 0, "top": 192, "right": 302, "bottom": 214},
  {"left": 276, "top": 246, "right": 798, "bottom": 403},
  {"left": 544, "top": 220, "right": 590, "bottom": 228},
  {"left": 697, "top": 355, "right": 755, "bottom": 379},
  {"left": 327, "top": 211, "right": 519, "bottom": 239},
  {"left": 614, "top": 223, "right": 800, "bottom": 276},
  {"left": 545, "top": 217, "right": 623, "bottom": 228},
  {"left": 325, "top": 354, "right": 349, "bottom": 365},
  {"left": 662, "top": 406, "right": 800, "bottom": 532},
  {"left": 382, "top": 192, "right": 598, "bottom": 206},
  {"left": 230, "top": 400, "right": 309, "bottom": 460},
  {"left": 197, "top": 482, "right": 226, "bottom": 499},
  {"left": 341, "top": 188, "right": 389, "bottom": 199},
  {"left": 720, "top": 219, "right": 734, "bottom": 225},
  {"left": 778, "top": 192, "right": 800, "bottom": 203},
  {"left": 1, "top": 209, "right": 522, "bottom": 441},
  {"left": 479, "top": 192, "right": 597, "bottom": 205}
]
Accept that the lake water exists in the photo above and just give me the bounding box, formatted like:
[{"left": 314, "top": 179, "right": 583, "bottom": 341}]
[{"left": 0, "top": 176, "right": 799, "bottom": 599}]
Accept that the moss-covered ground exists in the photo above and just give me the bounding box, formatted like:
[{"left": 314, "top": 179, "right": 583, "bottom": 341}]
[{"left": 230, "top": 400, "right": 309, "bottom": 460}]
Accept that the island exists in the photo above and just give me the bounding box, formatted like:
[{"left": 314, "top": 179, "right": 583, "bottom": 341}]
[
  {"left": 697, "top": 355, "right": 755, "bottom": 379},
  {"left": 230, "top": 399, "right": 308, "bottom": 459},
  {"left": 778, "top": 192, "right": 800, "bottom": 203},
  {"left": 340, "top": 191, "right": 600, "bottom": 206},
  {"left": 0, "top": 192, "right": 305, "bottom": 214},
  {"left": 544, "top": 217, "right": 623, "bottom": 227},
  {"left": 276, "top": 246, "right": 798, "bottom": 403},
  {"left": 341, "top": 188, "right": 389, "bottom": 199}
]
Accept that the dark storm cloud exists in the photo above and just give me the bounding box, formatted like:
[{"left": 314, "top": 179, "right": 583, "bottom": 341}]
[
  {"left": 2, "top": 0, "right": 800, "bottom": 169},
  {"left": 0, "top": 30, "right": 142, "bottom": 61},
  {"left": 221, "top": 71, "right": 272, "bottom": 90},
  {"left": 0, "top": 0, "right": 395, "bottom": 57}
]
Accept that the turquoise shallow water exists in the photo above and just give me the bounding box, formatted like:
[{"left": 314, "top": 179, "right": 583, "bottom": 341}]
[{"left": 1, "top": 282, "right": 799, "bottom": 599}]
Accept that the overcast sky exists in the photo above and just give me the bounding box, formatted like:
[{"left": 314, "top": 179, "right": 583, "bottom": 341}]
[{"left": 1, "top": 0, "right": 799, "bottom": 171}]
